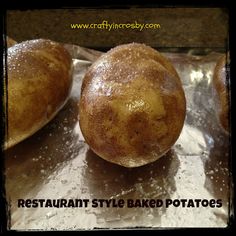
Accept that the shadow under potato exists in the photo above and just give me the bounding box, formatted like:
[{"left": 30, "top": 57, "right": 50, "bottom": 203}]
[
  {"left": 84, "top": 148, "right": 179, "bottom": 200},
  {"left": 82, "top": 148, "right": 179, "bottom": 226},
  {"left": 204, "top": 129, "right": 230, "bottom": 209}
]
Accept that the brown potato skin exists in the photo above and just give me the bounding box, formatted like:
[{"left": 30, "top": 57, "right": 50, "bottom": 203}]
[
  {"left": 212, "top": 54, "right": 230, "bottom": 133},
  {"left": 6, "top": 39, "right": 73, "bottom": 149},
  {"left": 79, "top": 43, "right": 186, "bottom": 167}
]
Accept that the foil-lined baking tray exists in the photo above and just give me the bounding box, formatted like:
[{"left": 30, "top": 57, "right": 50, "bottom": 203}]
[{"left": 4, "top": 44, "right": 232, "bottom": 230}]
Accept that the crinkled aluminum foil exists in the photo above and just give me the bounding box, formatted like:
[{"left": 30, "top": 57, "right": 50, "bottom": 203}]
[{"left": 5, "top": 45, "right": 232, "bottom": 230}]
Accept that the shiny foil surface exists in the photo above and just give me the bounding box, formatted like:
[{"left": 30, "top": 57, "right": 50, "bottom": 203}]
[{"left": 5, "top": 45, "right": 232, "bottom": 230}]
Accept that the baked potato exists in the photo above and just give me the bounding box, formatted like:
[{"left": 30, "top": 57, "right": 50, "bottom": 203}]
[{"left": 79, "top": 43, "right": 186, "bottom": 167}]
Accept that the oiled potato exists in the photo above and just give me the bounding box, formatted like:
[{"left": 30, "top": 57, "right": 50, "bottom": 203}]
[
  {"left": 6, "top": 39, "right": 73, "bottom": 149},
  {"left": 79, "top": 43, "right": 186, "bottom": 167},
  {"left": 212, "top": 54, "right": 230, "bottom": 133}
]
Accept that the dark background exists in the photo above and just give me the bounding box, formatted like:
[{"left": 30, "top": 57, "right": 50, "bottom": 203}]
[{"left": 6, "top": 8, "right": 228, "bottom": 51}]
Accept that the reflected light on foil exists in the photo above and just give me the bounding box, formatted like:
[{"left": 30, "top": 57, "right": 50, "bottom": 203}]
[
  {"left": 190, "top": 70, "right": 204, "bottom": 83},
  {"left": 73, "top": 122, "right": 85, "bottom": 142},
  {"left": 206, "top": 70, "right": 213, "bottom": 86}
]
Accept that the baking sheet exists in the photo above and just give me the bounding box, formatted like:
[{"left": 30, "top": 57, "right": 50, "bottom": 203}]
[{"left": 4, "top": 45, "right": 232, "bottom": 230}]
